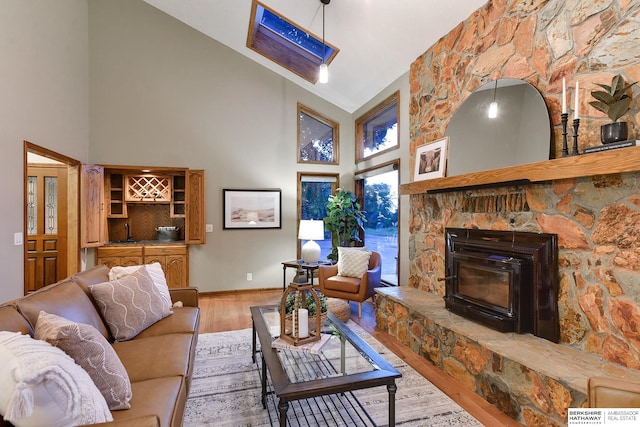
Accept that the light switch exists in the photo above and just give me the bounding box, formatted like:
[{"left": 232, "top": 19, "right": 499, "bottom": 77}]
[
  {"left": 205, "top": 224, "right": 213, "bottom": 233},
  {"left": 14, "top": 232, "right": 23, "bottom": 246}
]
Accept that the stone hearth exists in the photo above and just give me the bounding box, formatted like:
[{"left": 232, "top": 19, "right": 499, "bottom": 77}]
[{"left": 375, "top": 287, "right": 640, "bottom": 426}]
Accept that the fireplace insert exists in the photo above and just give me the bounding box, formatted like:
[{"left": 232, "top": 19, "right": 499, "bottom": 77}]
[{"left": 444, "top": 228, "right": 559, "bottom": 342}]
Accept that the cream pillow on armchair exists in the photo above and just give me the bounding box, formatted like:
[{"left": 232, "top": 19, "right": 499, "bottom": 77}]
[{"left": 337, "top": 247, "right": 372, "bottom": 278}]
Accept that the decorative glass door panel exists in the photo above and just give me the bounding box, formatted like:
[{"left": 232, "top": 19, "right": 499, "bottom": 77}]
[{"left": 26, "top": 165, "right": 67, "bottom": 292}]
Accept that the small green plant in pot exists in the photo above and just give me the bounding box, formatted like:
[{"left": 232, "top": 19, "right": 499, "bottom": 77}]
[
  {"left": 589, "top": 74, "right": 637, "bottom": 144},
  {"left": 323, "top": 189, "right": 366, "bottom": 262}
]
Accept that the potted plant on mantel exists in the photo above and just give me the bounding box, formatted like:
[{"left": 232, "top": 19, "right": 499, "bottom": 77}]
[
  {"left": 589, "top": 73, "right": 637, "bottom": 144},
  {"left": 323, "top": 189, "right": 366, "bottom": 262}
]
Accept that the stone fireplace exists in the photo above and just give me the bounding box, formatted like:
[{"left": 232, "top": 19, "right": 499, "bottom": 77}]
[
  {"left": 379, "top": 0, "right": 640, "bottom": 425},
  {"left": 404, "top": 0, "right": 640, "bottom": 371},
  {"left": 377, "top": 177, "right": 640, "bottom": 425},
  {"left": 443, "top": 227, "right": 559, "bottom": 342},
  {"left": 407, "top": 180, "right": 640, "bottom": 367}
]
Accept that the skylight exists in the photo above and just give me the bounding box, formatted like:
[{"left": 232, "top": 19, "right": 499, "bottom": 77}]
[{"left": 247, "top": 1, "right": 338, "bottom": 84}]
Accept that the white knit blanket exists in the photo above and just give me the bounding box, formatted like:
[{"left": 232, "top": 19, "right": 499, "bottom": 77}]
[{"left": 0, "top": 331, "right": 112, "bottom": 426}]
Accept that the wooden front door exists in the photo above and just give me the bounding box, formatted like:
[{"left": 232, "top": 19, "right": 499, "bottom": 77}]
[{"left": 25, "top": 165, "right": 68, "bottom": 292}]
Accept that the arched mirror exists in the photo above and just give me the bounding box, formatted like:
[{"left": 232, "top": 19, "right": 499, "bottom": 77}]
[{"left": 444, "top": 78, "right": 551, "bottom": 177}]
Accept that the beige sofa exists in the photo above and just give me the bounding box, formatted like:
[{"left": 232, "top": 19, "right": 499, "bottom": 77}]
[{"left": 0, "top": 264, "right": 200, "bottom": 427}]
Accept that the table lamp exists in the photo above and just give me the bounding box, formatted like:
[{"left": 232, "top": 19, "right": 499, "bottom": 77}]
[{"left": 298, "top": 220, "right": 324, "bottom": 263}]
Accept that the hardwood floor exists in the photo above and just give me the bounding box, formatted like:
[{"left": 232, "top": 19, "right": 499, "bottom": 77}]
[{"left": 198, "top": 289, "right": 522, "bottom": 427}]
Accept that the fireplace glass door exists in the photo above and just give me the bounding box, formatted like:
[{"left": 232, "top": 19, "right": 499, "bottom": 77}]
[
  {"left": 451, "top": 251, "right": 525, "bottom": 321},
  {"left": 456, "top": 259, "right": 513, "bottom": 315},
  {"left": 444, "top": 227, "right": 559, "bottom": 341}
]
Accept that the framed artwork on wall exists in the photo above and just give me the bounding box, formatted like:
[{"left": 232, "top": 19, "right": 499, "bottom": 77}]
[
  {"left": 223, "top": 189, "right": 282, "bottom": 229},
  {"left": 414, "top": 137, "right": 449, "bottom": 181}
]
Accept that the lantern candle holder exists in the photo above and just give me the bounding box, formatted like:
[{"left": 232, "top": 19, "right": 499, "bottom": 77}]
[{"left": 279, "top": 281, "right": 322, "bottom": 346}]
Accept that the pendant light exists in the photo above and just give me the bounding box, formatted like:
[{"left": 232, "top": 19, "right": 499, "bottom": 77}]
[
  {"left": 318, "top": 0, "right": 330, "bottom": 84},
  {"left": 488, "top": 80, "right": 498, "bottom": 118}
]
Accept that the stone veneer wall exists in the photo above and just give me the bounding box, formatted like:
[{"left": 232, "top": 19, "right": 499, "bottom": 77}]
[{"left": 408, "top": 0, "right": 640, "bottom": 369}]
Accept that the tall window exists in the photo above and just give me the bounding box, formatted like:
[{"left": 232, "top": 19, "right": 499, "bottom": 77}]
[
  {"left": 355, "top": 161, "right": 399, "bottom": 285},
  {"left": 297, "top": 104, "right": 339, "bottom": 164},
  {"left": 355, "top": 92, "right": 399, "bottom": 162},
  {"left": 297, "top": 173, "right": 339, "bottom": 261}
]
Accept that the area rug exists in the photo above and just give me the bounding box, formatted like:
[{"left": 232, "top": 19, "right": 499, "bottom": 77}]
[{"left": 183, "top": 321, "right": 482, "bottom": 426}]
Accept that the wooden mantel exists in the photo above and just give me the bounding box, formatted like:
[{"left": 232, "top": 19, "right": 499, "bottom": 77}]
[{"left": 400, "top": 145, "right": 640, "bottom": 195}]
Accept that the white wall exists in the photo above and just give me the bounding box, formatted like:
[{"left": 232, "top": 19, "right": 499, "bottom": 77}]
[
  {"left": 0, "top": 0, "right": 410, "bottom": 299},
  {"left": 0, "top": 0, "right": 89, "bottom": 301},
  {"left": 88, "top": 0, "right": 355, "bottom": 292}
]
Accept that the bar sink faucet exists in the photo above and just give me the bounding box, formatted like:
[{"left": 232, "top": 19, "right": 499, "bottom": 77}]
[{"left": 124, "top": 223, "right": 134, "bottom": 241}]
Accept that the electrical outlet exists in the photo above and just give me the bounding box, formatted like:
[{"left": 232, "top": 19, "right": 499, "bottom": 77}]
[
  {"left": 246, "top": 273, "right": 253, "bottom": 281},
  {"left": 205, "top": 224, "right": 213, "bottom": 233}
]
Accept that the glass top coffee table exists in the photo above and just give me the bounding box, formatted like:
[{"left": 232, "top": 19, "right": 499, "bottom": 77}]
[{"left": 250, "top": 305, "right": 401, "bottom": 427}]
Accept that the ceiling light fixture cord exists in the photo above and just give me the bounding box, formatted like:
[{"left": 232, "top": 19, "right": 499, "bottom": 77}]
[
  {"left": 488, "top": 79, "right": 498, "bottom": 118},
  {"left": 322, "top": 1, "right": 325, "bottom": 60},
  {"left": 319, "top": 0, "right": 330, "bottom": 83}
]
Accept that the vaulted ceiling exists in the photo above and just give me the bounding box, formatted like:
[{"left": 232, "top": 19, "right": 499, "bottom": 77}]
[{"left": 144, "top": 0, "right": 486, "bottom": 113}]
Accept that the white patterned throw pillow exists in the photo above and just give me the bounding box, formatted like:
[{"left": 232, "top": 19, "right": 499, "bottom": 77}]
[
  {"left": 91, "top": 267, "right": 172, "bottom": 341},
  {"left": 109, "top": 262, "right": 172, "bottom": 311},
  {"left": 34, "top": 311, "right": 133, "bottom": 410},
  {"left": 337, "top": 247, "right": 372, "bottom": 278},
  {"left": 0, "top": 331, "right": 112, "bottom": 427}
]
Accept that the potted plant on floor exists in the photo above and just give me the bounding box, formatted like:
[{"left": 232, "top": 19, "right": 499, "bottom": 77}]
[
  {"left": 589, "top": 74, "right": 637, "bottom": 144},
  {"left": 323, "top": 189, "right": 366, "bottom": 262}
]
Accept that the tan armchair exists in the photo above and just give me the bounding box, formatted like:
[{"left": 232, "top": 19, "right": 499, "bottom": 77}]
[
  {"left": 588, "top": 376, "right": 640, "bottom": 407},
  {"left": 318, "top": 251, "right": 381, "bottom": 318}
]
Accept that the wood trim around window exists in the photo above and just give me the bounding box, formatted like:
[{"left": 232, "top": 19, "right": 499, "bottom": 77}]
[
  {"left": 297, "top": 103, "right": 340, "bottom": 165},
  {"left": 355, "top": 91, "right": 400, "bottom": 163},
  {"left": 296, "top": 172, "right": 339, "bottom": 260},
  {"left": 354, "top": 159, "right": 400, "bottom": 285}
]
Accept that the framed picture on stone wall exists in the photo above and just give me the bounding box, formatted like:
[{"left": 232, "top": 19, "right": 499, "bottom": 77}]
[{"left": 414, "top": 137, "right": 448, "bottom": 181}]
